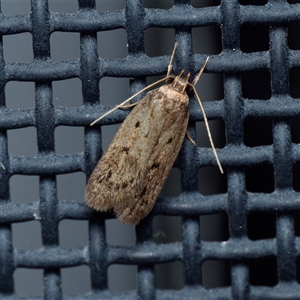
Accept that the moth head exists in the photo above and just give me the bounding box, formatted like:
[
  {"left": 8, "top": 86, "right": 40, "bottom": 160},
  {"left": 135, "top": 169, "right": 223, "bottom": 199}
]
[{"left": 170, "top": 70, "right": 191, "bottom": 94}]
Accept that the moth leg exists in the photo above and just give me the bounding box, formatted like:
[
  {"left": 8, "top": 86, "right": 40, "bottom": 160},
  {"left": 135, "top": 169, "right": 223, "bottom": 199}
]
[
  {"left": 186, "top": 131, "right": 196, "bottom": 146},
  {"left": 191, "top": 56, "right": 210, "bottom": 86},
  {"left": 167, "top": 42, "right": 178, "bottom": 76},
  {"left": 119, "top": 102, "right": 138, "bottom": 109}
]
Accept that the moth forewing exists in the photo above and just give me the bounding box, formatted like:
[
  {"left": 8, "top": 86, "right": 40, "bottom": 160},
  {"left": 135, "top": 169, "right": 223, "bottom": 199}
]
[
  {"left": 85, "top": 43, "right": 222, "bottom": 225},
  {"left": 85, "top": 81, "right": 190, "bottom": 225},
  {"left": 114, "top": 86, "right": 189, "bottom": 224}
]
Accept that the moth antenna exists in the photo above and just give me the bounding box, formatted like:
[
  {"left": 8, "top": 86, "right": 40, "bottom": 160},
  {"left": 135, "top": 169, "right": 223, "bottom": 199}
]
[
  {"left": 90, "top": 75, "right": 173, "bottom": 126},
  {"left": 192, "top": 86, "right": 224, "bottom": 174},
  {"left": 167, "top": 42, "right": 178, "bottom": 76},
  {"left": 190, "top": 56, "right": 223, "bottom": 173},
  {"left": 91, "top": 43, "right": 180, "bottom": 126}
]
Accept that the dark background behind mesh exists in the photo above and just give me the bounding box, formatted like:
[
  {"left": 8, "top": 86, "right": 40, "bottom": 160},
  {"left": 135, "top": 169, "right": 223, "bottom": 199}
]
[{"left": 1, "top": 0, "right": 300, "bottom": 299}]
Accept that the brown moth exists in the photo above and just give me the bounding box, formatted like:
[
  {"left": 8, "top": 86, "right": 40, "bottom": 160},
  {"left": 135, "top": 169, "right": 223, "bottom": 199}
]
[{"left": 85, "top": 43, "right": 222, "bottom": 225}]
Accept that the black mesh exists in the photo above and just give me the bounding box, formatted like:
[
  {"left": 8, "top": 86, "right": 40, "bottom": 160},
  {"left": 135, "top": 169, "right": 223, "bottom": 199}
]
[{"left": 1, "top": 0, "right": 300, "bottom": 299}]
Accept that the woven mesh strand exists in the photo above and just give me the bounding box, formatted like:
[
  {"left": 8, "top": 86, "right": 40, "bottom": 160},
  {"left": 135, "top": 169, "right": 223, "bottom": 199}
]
[{"left": 1, "top": 0, "right": 300, "bottom": 299}]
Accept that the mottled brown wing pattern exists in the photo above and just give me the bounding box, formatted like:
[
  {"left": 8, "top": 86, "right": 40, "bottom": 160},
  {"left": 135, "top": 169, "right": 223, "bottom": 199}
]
[
  {"left": 85, "top": 84, "right": 189, "bottom": 225},
  {"left": 116, "top": 86, "right": 189, "bottom": 224},
  {"left": 86, "top": 91, "right": 157, "bottom": 212}
]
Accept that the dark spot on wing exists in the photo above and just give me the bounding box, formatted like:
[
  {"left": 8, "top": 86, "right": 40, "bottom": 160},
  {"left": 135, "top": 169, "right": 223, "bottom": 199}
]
[
  {"left": 122, "top": 182, "right": 128, "bottom": 189},
  {"left": 121, "top": 146, "right": 129, "bottom": 154},
  {"left": 151, "top": 163, "right": 160, "bottom": 169},
  {"left": 167, "top": 138, "right": 173, "bottom": 144},
  {"left": 107, "top": 170, "right": 112, "bottom": 179},
  {"left": 140, "top": 187, "right": 146, "bottom": 197},
  {"left": 135, "top": 121, "right": 140, "bottom": 128}
]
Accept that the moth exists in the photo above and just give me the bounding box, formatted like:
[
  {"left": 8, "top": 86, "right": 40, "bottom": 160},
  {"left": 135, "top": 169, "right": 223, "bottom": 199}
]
[{"left": 85, "top": 43, "right": 222, "bottom": 225}]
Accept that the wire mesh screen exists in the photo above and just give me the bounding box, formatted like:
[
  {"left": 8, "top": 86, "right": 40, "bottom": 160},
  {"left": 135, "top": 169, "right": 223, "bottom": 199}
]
[{"left": 1, "top": 0, "right": 300, "bottom": 299}]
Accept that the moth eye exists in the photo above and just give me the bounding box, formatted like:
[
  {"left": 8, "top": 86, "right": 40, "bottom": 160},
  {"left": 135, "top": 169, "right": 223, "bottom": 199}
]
[
  {"left": 151, "top": 163, "right": 160, "bottom": 169},
  {"left": 121, "top": 146, "right": 129, "bottom": 154},
  {"left": 167, "top": 138, "right": 173, "bottom": 144},
  {"left": 135, "top": 121, "right": 140, "bottom": 128}
]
